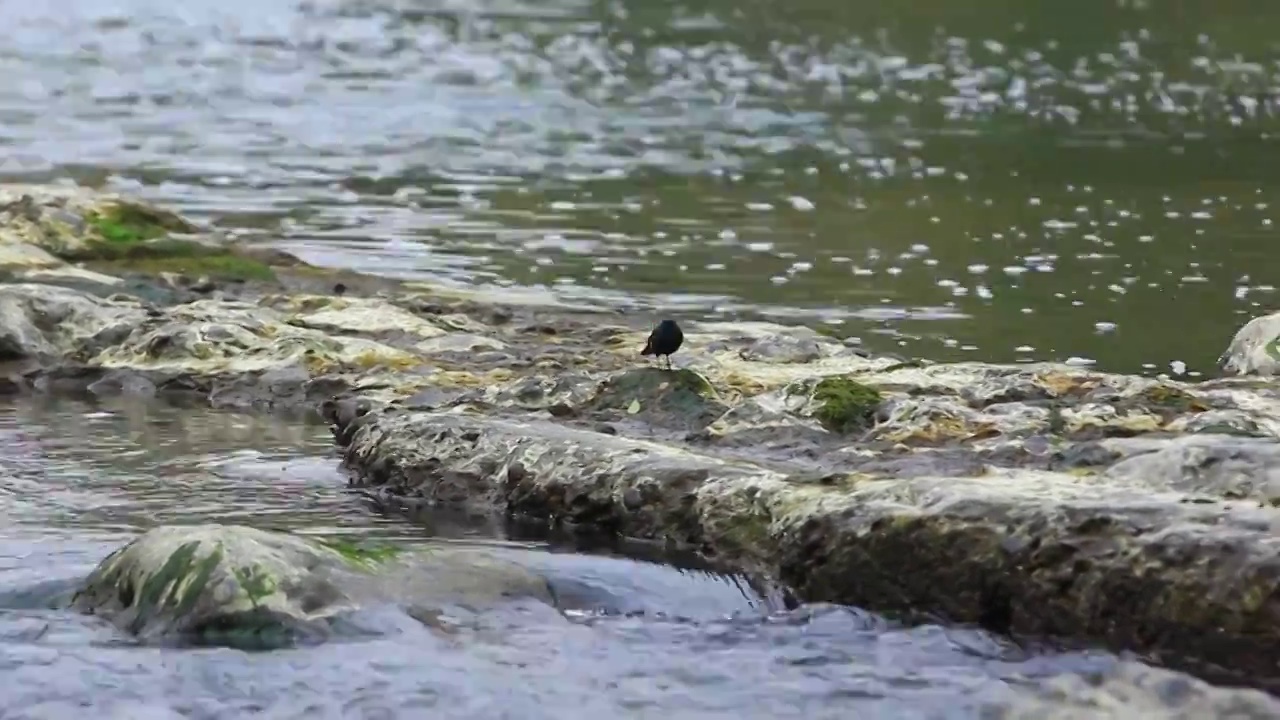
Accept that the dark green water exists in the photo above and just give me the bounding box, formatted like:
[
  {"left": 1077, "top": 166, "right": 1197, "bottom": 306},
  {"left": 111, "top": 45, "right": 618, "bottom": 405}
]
[{"left": 3, "top": 0, "right": 1278, "bottom": 375}]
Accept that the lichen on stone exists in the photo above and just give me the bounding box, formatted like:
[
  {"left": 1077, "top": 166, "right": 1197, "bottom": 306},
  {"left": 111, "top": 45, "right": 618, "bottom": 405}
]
[{"left": 811, "top": 375, "right": 882, "bottom": 433}]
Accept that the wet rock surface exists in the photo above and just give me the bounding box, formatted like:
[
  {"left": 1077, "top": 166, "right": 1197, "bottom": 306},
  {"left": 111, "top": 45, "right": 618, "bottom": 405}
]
[{"left": 9, "top": 187, "right": 1280, "bottom": 691}]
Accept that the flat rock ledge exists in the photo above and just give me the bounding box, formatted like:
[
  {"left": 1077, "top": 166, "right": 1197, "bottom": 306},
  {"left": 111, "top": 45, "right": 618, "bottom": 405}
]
[{"left": 9, "top": 187, "right": 1280, "bottom": 690}]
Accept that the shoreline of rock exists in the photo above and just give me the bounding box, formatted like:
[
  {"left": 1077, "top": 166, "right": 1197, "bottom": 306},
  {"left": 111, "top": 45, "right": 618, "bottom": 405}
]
[{"left": 7, "top": 185, "right": 1280, "bottom": 691}]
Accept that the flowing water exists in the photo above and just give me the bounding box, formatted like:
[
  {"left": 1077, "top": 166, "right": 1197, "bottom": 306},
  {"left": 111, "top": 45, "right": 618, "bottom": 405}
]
[
  {"left": 4, "top": 0, "right": 1280, "bottom": 715},
  {"left": 3, "top": 396, "right": 1279, "bottom": 719}
]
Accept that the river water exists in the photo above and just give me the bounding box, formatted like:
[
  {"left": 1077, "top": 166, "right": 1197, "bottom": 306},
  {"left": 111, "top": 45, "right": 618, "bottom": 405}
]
[{"left": 3, "top": 0, "right": 1280, "bottom": 716}]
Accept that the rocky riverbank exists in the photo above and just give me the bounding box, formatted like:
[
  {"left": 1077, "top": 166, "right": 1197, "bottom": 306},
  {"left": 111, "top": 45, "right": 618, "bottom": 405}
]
[{"left": 6, "top": 185, "right": 1280, "bottom": 689}]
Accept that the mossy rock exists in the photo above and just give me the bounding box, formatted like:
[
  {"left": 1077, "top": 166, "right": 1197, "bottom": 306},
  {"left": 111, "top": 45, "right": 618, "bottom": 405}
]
[
  {"left": 811, "top": 375, "right": 883, "bottom": 433},
  {"left": 67, "top": 202, "right": 275, "bottom": 281},
  {"left": 85, "top": 201, "right": 198, "bottom": 246},
  {"left": 69, "top": 524, "right": 362, "bottom": 646},
  {"left": 590, "top": 367, "right": 727, "bottom": 430}
]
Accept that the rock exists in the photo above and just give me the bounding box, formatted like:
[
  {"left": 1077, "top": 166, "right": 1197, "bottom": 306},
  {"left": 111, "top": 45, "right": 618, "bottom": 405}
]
[
  {"left": 1100, "top": 435, "right": 1280, "bottom": 503},
  {"left": 70, "top": 524, "right": 554, "bottom": 646},
  {"left": 416, "top": 333, "right": 508, "bottom": 354},
  {"left": 20, "top": 265, "right": 125, "bottom": 287},
  {"left": 0, "top": 184, "right": 200, "bottom": 259},
  {"left": 739, "top": 334, "right": 824, "bottom": 364},
  {"left": 0, "top": 242, "right": 62, "bottom": 269},
  {"left": 995, "top": 660, "right": 1280, "bottom": 718},
  {"left": 587, "top": 367, "right": 727, "bottom": 433},
  {"left": 0, "top": 184, "right": 284, "bottom": 294},
  {"left": 1, "top": 288, "right": 432, "bottom": 408},
  {"left": 285, "top": 296, "right": 445, "bottom": 340},
  {"left": 0, "top": 283, "right": 148, "bottom": 361},
  {"left": 334, "top": 377, "right": 1280, "bottom": 689},
  {"left": 1220, "top": 311, "right": 1280, "bottom": 376}
]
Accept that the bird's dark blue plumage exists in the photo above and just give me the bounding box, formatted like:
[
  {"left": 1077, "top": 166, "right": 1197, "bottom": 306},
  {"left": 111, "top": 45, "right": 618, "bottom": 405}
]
[{"left": 641, "top": 319, "right": 684, "bottom": 370}]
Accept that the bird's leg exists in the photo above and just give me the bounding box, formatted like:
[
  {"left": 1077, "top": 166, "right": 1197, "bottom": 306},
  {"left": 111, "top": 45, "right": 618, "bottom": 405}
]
[{"left": 665, "top": 355, "right": 673, "bottom": 370}]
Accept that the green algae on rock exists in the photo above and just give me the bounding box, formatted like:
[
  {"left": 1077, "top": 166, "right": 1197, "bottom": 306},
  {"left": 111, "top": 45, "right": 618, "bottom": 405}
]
[
  {"left": 809, "top": 375, "right": 882, "bottom": 433},
  {"left": 84, "top": 201, "right": 197, "bottom": 246},
  {"left": 318, "top": 537, "right": 405, "bottom": 568},
  {"left": 70, "top": 524, "right": 362, "bottom": 645},
  {"left": 0, "top": 184, "right": 279, "bottom": 287},
  {"left": 70, "top": 524, "right": 559, "bottom": 646},
  {"left": 0, "top": 186, "right": 198, "bottom": 259}
]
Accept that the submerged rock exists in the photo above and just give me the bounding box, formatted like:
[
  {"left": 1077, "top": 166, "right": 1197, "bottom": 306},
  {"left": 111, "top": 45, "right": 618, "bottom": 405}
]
[
  {"left": 995, "top": 660, "right": 1280, "bottom": 718},
  {"left": 70, "top": 524, "right": 554, "bottom": 645}
]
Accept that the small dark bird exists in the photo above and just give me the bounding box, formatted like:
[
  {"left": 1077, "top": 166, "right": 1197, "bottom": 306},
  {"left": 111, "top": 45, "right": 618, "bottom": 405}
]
[{"left": 641, "top": 319, "right": 684, "bottom": 370}]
